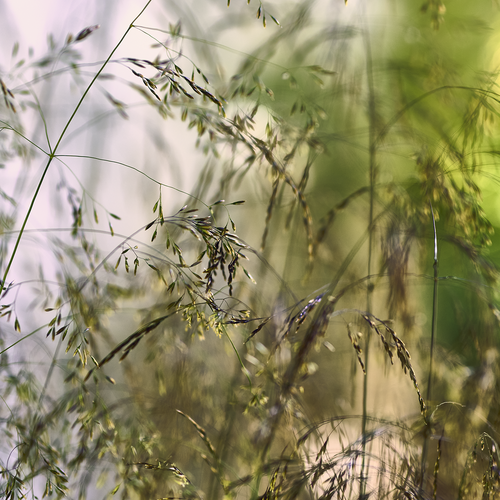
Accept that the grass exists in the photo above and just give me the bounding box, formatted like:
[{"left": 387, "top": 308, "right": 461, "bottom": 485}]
[{"left": 2, "top": 0, "right": 500, "bottom": 499}]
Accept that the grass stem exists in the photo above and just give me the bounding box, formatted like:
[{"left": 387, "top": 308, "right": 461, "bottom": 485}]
[
  {"left": 420, "top": 202, "right": 439, "bottom": 491},
  {"left": 0, "top": 0, "right": 153, "bottom": 289},
  {"left": 361, "top": 18, "right": 377, "bottom": 498}
]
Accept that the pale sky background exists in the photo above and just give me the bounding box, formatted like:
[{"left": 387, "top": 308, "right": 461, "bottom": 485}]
[
  {"left": 0, "top": 0, "right": 360, "bottom": 257},
  {"left": 0, "top": 1, "right": 201, "bottom": 359},
  {"left": 0, "top": 0, "right": 370, "bottom": 335}
]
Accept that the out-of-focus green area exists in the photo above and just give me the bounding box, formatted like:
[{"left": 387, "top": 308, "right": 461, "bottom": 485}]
[{"left": 2, "top": 0, "right": 500, "bottom": 498}]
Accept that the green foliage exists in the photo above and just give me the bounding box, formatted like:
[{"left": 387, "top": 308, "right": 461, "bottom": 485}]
[{"left": 2, "top": 0, "right": 500, "bottom": 499}]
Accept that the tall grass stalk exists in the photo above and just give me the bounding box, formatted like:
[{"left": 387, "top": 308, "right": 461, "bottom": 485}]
[
  {"left": 420, "top": 202, "right": 439, "bottom": 492},
  {"left": 2, "top": 1, "right": 500, "bottom": 498},
  {"left": 360, "top": 20, "right": 377, "bottom": 498},
  {"left": 0, "top": 0, "right": 152, "bottom": 289}
]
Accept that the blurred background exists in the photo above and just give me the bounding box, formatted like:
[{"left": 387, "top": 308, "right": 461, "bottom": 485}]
[{"left": 2, "top": 1, "right": 500, "bottom": 499}]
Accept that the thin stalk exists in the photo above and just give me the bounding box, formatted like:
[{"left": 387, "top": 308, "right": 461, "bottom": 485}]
[
  {"left": 248, "top": 215, "right": 381, "bottom": 500},
  {"left": 427, "top": 202, "right": 438, "bottom": 403},
  {"left": 0, "top": 0, "right": 152, "bottom": 290},
  {"left": 420, "top": 202, "right": 438, "bottom": 491},
  {"left": 0, "top": 324, "right": 46, "bottom": 356},
  {"left": 360, "top": 19, "right": 377, "bottom": 499},
  {"left": 248, "top": 217, "right": 383, "bottom": 498},
  {"left": 38, "top": 336, "right": 63, "bottom": 408},
  {"left": 223, "top": 326, "right": 252, "bottom": 388}
]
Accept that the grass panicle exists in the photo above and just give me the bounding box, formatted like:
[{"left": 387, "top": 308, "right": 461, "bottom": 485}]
[{"left": 2, "top": 1, "right": 500, "bottom": 499}]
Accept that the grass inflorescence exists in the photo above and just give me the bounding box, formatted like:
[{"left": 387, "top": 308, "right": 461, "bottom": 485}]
[{"left": 1, "top": 1, "right": 500, "bottom": 499}]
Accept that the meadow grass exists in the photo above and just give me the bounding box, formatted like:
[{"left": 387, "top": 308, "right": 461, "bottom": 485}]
[{"left": 1, "top": 1, "right": 500, "bottom": 499}]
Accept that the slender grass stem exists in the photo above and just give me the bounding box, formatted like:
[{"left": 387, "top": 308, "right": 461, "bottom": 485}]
[
  {"left": 56, "top": 154, "right": 210, "bottom": 208},
  {"left": 420, "top": 202, "right": 439, "bottom": 491},
  {"left": 0, "top": 121, "right": 50, "bottom": 153},
  {"left": 360, "top": 18, "right": 377, "bottom": 498},
  {"left": 427, "top": 203, "right": 438, "bottom": 404},
  {"left": 223, "top": 326, "right": 252, "bottom": 388},
  {"left": 0, "top": 0, "right": 153, "bottom": 290},
  {"left": 38, "top": 336, "right": 63, "bottom": 408},
  {"left": 0, "top": 324, "right": 47, "bottom": 356}
]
